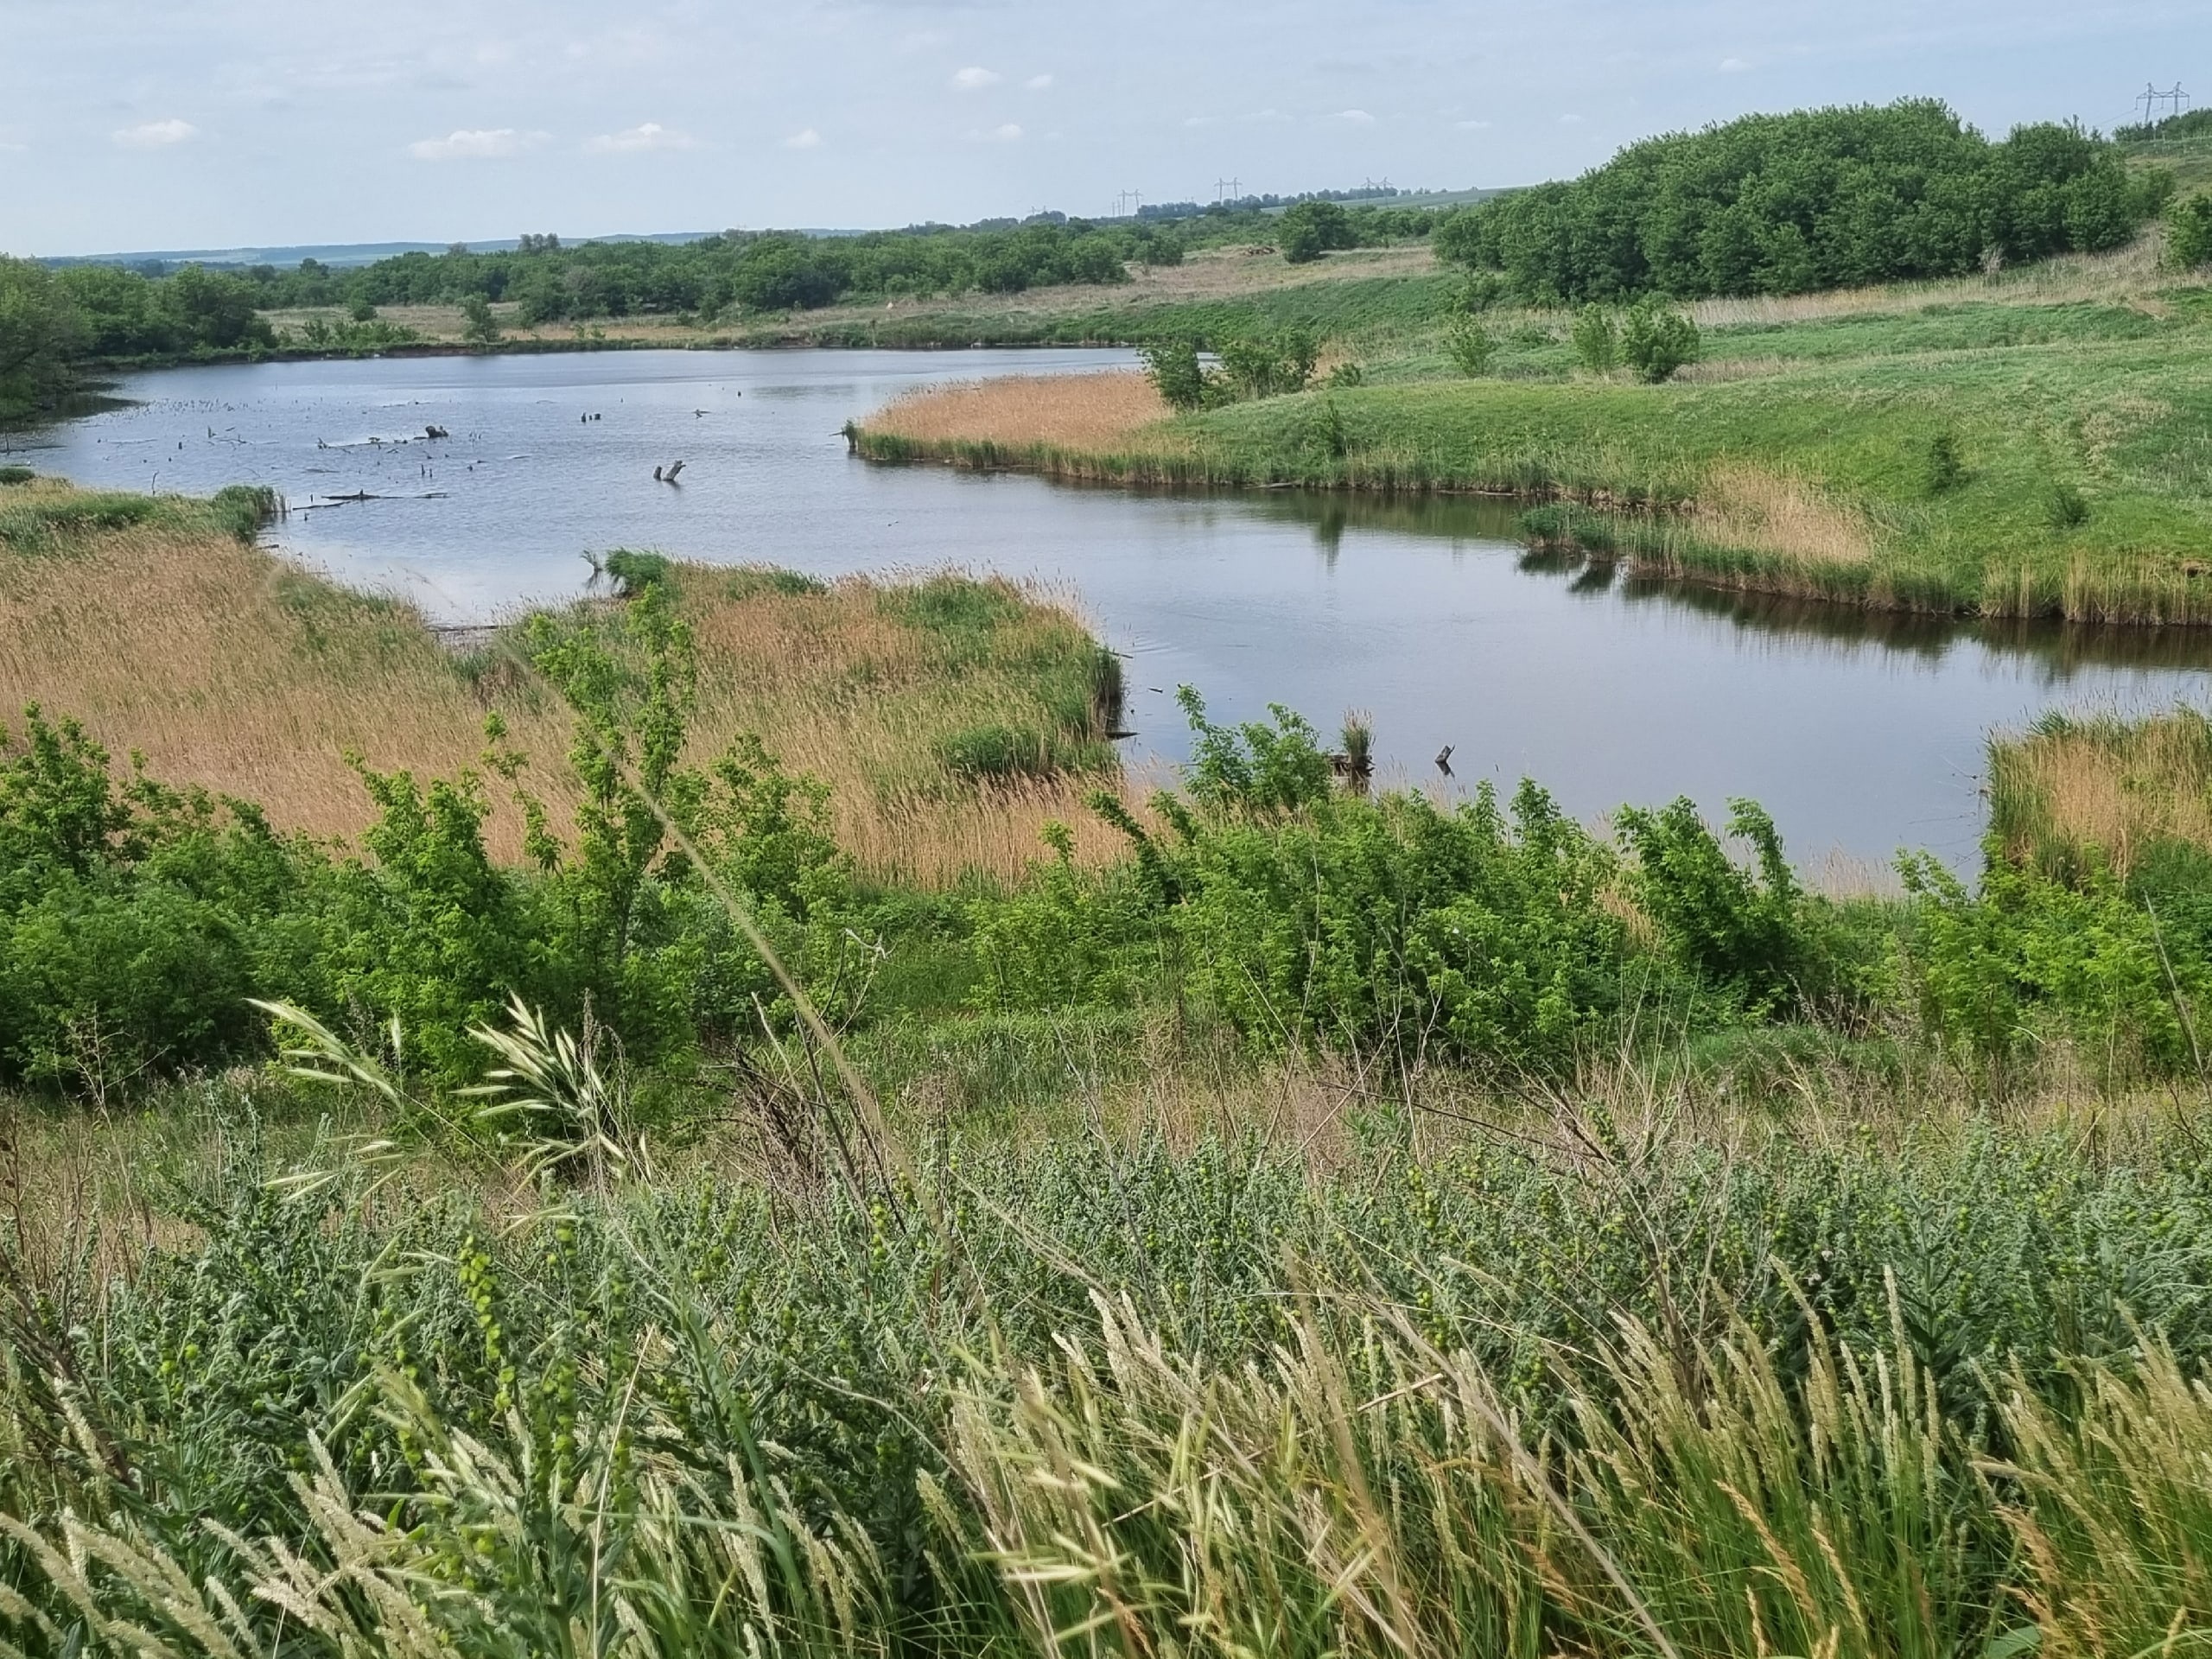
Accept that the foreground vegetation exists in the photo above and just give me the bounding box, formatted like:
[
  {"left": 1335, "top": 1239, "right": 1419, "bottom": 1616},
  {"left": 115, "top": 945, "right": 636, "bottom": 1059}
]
[
  {"left": 1, "top": 471, "right": 2211, "bottom": 1647},
  {"left": 0, "top": 479, "right": 1123, "bottom": 887}
]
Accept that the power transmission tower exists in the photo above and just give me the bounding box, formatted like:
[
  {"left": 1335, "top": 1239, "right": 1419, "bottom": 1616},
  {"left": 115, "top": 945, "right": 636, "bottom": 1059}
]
[
  {"left": 2139, "top": 81, "right": 2191, "bottom": 124},
  {"left": 1214, "top": 176, "right": 1242, "bottom": 202}
]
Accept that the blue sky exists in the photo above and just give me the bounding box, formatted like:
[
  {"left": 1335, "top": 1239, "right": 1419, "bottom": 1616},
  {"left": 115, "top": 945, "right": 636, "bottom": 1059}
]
[{"left": 0, "top": 0, "right": 2200, "bottom": 255}]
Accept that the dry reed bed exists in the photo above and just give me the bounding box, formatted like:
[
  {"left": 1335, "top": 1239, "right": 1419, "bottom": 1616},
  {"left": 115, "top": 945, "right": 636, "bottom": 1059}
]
[
  {"left": 1989, "top": 706, "right": 2212, "bottom": 878},
  {"left": 0, "top": 497, "right": 1128, "bottom": 887},
  {"left": 865, "top": 371, "right": 1175, "bottom": 450}
]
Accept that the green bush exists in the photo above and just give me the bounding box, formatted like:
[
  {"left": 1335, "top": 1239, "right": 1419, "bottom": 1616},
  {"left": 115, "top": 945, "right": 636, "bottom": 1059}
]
[
  {"left": 1278, "top": 200, "right": 1355, "bottom": 264},
  {"left": 1571, "top": 305, "right": 1620, "bottom": 372},
  {"left": 1924, "top": 431, "right": 1966, "bottom": 495},
  {"left": 1139, "top": 339, "right": 1211, "bottom": 411},
  {"left": 211, "top": 483, "right": 276, "bottom": 543},
  {"left": 2046, "top": 481, "right": 2090, "bottom": 528},
  {"left": 1444, "top": 315, "right": 1496, "bottom": 377},
  {"left": 1618, "top": 797, "right": 1816, "bottom": 1014},
  {"left": 1217, "top": 329, "right": 1319, "bottom": 399},
  {"left": 601, "top": 547, "right": 673, "bottom": 594},
  {"left": 1619, "top": 297, "right": 1700, "bottom": 382},
  {"left": 460, "top": 291, "right": 501, "bottom": 345},
  {"left": 0, "top": 466, "right": 33, "bottom": 486},
  {"left": 2168, "top": 192, "right": 2212, "bottom": 270}
]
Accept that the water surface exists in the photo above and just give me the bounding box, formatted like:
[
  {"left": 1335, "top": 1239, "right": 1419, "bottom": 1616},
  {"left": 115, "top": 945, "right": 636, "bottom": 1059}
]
[{"left": 16, "top": 348, "right": 2209, "bottom": 871}]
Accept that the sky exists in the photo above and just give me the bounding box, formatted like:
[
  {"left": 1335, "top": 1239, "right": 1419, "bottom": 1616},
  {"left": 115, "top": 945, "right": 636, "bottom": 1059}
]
[{"left": 0, "top": 0, "right": 2202, "bottom": 257}]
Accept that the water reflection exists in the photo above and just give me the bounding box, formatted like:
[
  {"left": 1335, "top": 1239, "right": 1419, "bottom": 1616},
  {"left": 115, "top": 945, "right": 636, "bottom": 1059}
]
[{"left": 1218, "top": 486, "right": 2212, "bottom": 680}]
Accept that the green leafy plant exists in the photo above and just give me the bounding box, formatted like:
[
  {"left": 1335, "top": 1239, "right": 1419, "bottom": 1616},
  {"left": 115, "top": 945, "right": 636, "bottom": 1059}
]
[
  {"left": 2166, "top": 191, "right": 2212, "bottom": 270},
  {"left": 1571, "top": 304, "right": 1620, "bottom": 373},
  {"left": 1138, "top": 339, "right": 1212, "bottom": 411},
  {"left": 1619, "top": 298, "right": 1700, "bottom": 382},
  {"left": 1924, "top": 430, "right": 1966, "bottom": 495},
  {"left": 1217, "top": 329, "right": 1319, "bottom": 399},
  {"left": 460, "top": 292, "right": 501, "bottom": 346},
  {"left": 1445, "top": 315, "right": 1497, "bottom": 377}
]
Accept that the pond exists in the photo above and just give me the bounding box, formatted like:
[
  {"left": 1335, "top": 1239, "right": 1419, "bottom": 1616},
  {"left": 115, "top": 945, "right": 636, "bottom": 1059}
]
[{"left": 15, "top": 347, "right": 2210, "bottom": 872}]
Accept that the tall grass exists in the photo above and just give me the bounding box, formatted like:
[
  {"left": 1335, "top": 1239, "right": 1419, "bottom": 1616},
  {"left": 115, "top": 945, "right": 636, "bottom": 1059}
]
[
  {"left": 0, "top": 488, "right": 1129, "bottom": 885},
  {"left": 1989, "top": 706, "right": 2212, "bottom": 880},
  {"left": 7, "top": 1071, "right": 2212, "bottom": 1656}
]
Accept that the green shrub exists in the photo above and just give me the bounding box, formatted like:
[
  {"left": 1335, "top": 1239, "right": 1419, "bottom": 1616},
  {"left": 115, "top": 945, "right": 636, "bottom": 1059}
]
[
  {"left": 460, "top": 292, "right": 501, "bottom": 346},
  {"left": 2167, "top": 192, "right": 2212, "bottom": 270},
  {"left": 1571, "top": 304, "right": 1620, "bottom": 372},
  {"left": 1617, "top": 797, "right": 1811, "bottom": 1013},
  {"left": 601, "top": 547, "right": 673, "bottom": 594},
  {"left": 1278, "top": 200, "right": 1354, "bottom": 264},
  {"left": 1903, "top": 855, "right": 2209, "bottom": 1084},
  {"left": 2046, "top": 481, "right": 2090, "bottom": 528},
  {"left": 1139, "top": 339, "right": 1211, "bottom": 411},
  {"left": 1217, "top": 328, "right": 1319, "bottom": 399},
  {"left": 1924, "top": 430, "right": 1966, "bottom": 495},
  {"left": 1619, "top": 297, "right": 1700, "bottom": 382},
  {"left": 0, "top": 466, "right": 33, "bottom": 486},
  {"left": 211, "top": 483, "right": 276, "bottom": 543},
  {"left": 1444, "top": 315, "right": 1496, "bottom": 377}
]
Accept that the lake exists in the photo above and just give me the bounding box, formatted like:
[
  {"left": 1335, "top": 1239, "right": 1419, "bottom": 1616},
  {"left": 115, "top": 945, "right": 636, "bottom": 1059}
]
[{"left": 14, "top": 346, "right": 2210, "bottom": 872}]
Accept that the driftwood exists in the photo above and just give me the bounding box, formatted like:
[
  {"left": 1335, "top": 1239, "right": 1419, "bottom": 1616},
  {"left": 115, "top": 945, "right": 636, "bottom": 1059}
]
[{"left": 300, "top": 491, "right": 450, "bottom": 511}]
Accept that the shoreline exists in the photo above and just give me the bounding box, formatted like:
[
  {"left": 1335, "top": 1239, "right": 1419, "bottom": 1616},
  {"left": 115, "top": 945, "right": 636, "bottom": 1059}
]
[{"left": 847, "top": 423, "right": 2212, "bottom": 629}]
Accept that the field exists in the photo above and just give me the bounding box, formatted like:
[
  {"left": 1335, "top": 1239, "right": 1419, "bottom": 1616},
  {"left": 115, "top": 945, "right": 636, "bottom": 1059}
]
[{"left": 853, "top": 239, "right": 2212, "bottom": 624}]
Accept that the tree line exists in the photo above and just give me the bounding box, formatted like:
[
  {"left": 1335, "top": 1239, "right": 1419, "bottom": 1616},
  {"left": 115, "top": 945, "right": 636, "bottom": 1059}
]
[{"left": 1430, "top": 99, "right": 2174, "bottom": 302}]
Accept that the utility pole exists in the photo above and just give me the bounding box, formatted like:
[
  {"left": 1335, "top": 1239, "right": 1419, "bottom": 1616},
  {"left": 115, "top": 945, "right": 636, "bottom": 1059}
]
[{"left": 1214, "top": 176, "right": 1242, "bottom": 202}]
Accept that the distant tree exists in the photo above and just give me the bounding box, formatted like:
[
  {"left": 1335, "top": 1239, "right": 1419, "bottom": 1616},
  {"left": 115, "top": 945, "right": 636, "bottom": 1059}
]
[
  {"left": 0, "top": 257, "right": 82, "bottom": 418},
  {"left": 1570, "top": 305, "right": 1620, "bottom": 373},
  {"left": 1278, "top": 200, "right": 1354, "bottom": 264},
  {"left": 1619, "top": 298, "right": 1699, "bottom": 382},
  {"left": 348, "top": 297, "right": 378, "bottom": 323},
  {"left": 1433, "top": 99, "right": 2163, "bottom": 302},
  {"left": 2169, "top": 193, "right": 2212, "bottom": 270},
  {"left": 159, "top": 265, "right": 274, "bottom": 351},
  {"left": 461, "top": 293, "right": 502, "bottom": 346}
]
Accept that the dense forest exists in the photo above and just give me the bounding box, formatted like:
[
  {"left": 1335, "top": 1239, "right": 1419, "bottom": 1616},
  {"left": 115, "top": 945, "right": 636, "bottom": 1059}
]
[
  {"left": 0, "top": 206, "right": 1448, "bottom": 417},
  {"left": 1431, "top": 99, "right": 2172, "bottom": 302}
]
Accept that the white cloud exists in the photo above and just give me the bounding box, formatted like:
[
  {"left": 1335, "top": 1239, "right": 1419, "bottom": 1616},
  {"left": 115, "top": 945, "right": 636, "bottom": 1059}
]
[
  {"left": 112, "top": 118, "right": 196, "bottom": 149},
  {"left": 1560, "top": 112, "right": 1584, "bottom": 124},
  {"left": 951, "top": 66, "right": 1001, "bottom": 90},
  {"left": 584, "top": 122, "right": 701, "bottom": 154},
  {"left": 407, "top": 127, "right": 550, "bottom": 161},
  {"left": 782, "top": 127, "right": 823, "bottom": 149},
  {"left": 1334, "top": 109, "right": 1376, "bottom": 124},
  {"left": 1025, "top": 73, "right": 1054, "bottom": 90},
  {"left": 1719, "top": 56, "right": 1751, "bottom": 72},
  {"left": 967, "top": 122, "right": 1022, "bottom": 143},
  {"left": 1454, "top": 118, "right": 1491, "bottom": 130}
]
